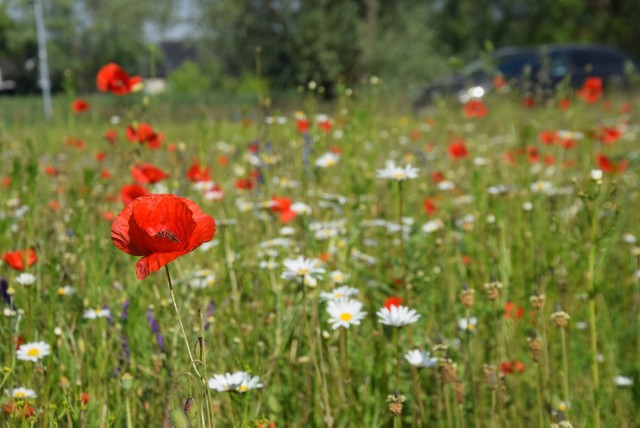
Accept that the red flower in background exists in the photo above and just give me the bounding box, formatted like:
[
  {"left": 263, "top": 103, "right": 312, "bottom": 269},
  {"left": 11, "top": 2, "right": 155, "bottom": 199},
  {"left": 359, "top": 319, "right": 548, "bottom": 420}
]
[
  {"left": 3, "top": 249, "right": 37, "bottom": 271},
  {"left": 44, "top": 165, "right": 60, "bottom": 177},
  {"left": 296, "top": 118, "right": 310, "bottom": 133},
  {"left": 597, "top": 154, "right": 628, "bottom": 174},
  {"left": 423, "top": 198, "right": 437, "bottom": 215},
  {"left": 235, "top": 178, "right": 254, "bottom": 190},
  {"left": 558, "top": 98, "right": 571, "bottom": 110},
  {"left": 72, "top": 99, "right": 90, "bottom": 113},
  {"left": 493, "top": 75, "right": 506, "bottom": 89},
  {"left": 503, "top": 302, "right": 524, "bottom": 319},
  {"left": 449, "top": 138, "right": 468, "bottom": 159},
  {"left": 111, "top": 194, "right": 216, "bottom": 280},
  {"left": 186, "top": 160, "right": 211, "bottom": 182},
  {"left": 596, "top": 126, "right": 622, "bottom": 145},
  {"left": 463, "top": 100, "right": 488, "bottom": 118},
  {"left": 126, "top": 123, "right": 163, "bottom": 149},
  {"left": 538, "top": 130, "right": 559, "bottom": 145},
  {"left": 521, "top": 96, "right": 535, "bottom": 108},
  {"left": 383, "top": 296, "right": 403, "bottom": 309},
  {"left": 500, "top": 361, "right": 525, "bottom": 376},
  {"left": 270, "top": 196, "right": 296, "bottom": 223},
  {"left": 104, "top": 129, "right": 117, "bottom": 144},
  {"left": 96, "top": 63, "right": 142, "bottom": 95},
  {"left": 132, "top": 164, "right": 169, "bottom": 184},
  {"left": 577, "top": 77, "right": 603, "bottom": 103},
  {"left": 120, "top": 184, "right": 149, "bottom": 206}
]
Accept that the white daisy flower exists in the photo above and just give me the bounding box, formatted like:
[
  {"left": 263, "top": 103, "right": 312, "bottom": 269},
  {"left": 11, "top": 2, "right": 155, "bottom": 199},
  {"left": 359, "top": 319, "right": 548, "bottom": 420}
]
[
  {"left": 16, "top": 273, "right": 36, "bottom": 286},
  {"left": 56, "top": 286, "right": 76, "bottom": 296},
  {"left": 5, "top": 387, "right": 36, "bottom": 399},
  {"left": 320, "top": 286, "right": 359, "bottom": 302},
  {"left": 326, "top": 298, "right": 367, "bottom": 330},
  {"left": 614, "top": 375, "right": 633, "bottom": 387},
  {"left": 376, "top": 160, "right": 419, "bottom": 181},
  {"left": 208, "top": 371, "right": 263, "bottom": 393},
  {"left": 422, "top": 219, "right": 444, "bottom": 234},
  {"left": 83, "top": 308, "right": 111, "bottom": 319},
  {"left": 458, "top": 316, "right": 478, "bottom": 332},
  {"left": 329, "top": 270, "right": 348, "bottom": 284},
  {"left": 290, "top": 202, "right": 312, "bottom": 216},
  {"left": 405, "top": 350, "right": 438, "bottom": 368},
  {"left": 376, "top": 305, "right": 420, "bottom": 327},
  {"left": 530, "top": 181, "right": 553, "bottom": 194},
  {"left": 189, "top": 269, "right": 216, "bottom": 289},
  {"left": 16, "top": 341, "right": 51, "bottom": 362},
  {"left": 315, "top": 152, "right": 341, "bottom": 168},
  {"left": 281, "top": 257, "right": 325, "bottom": 287},
  {"left": 590, "top": 169, "right": 603, "bottom": 181}
]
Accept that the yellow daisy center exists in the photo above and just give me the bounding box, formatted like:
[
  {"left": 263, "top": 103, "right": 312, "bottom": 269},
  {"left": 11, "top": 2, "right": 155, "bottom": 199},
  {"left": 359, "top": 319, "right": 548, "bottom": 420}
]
[
  {"left": 340, "top": 312, "right": 353, "bottom": 322},
  {"left": 298, "top": 268, "right": 309, "bottom": 275},
  {"left": 238, "top": 385, "right": 248, "bottom": 393},
  {"left": 334, "top": 293, "right": 344, "bottom": 298},
  {"left": 393, "top": 171, "right": 405, "bottom": 180},
  {"left": 27, "top": 348, "right": 40, "bottom": 357},
  {"left": 14, "top": 391, "right": 26, "bottom": 398}
]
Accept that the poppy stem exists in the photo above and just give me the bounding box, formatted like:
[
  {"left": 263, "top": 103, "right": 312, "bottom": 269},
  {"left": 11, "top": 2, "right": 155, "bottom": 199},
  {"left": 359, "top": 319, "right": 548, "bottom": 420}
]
[{"left": 165, "top": 264, "right": 204, "bottom": 382}]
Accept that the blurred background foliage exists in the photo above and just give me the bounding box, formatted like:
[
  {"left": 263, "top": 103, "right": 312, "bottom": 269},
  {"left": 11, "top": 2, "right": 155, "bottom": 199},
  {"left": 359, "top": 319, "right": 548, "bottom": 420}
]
[{"left": 1, "top": 0, "right": 639, "bottom": 97}]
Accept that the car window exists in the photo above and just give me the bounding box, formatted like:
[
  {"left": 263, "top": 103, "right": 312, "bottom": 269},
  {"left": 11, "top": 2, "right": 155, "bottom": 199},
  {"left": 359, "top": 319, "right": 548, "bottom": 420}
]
[
  {"left": 496, "top": 53, "right": 539, "bottom": 78},
  {"left": 568, "top": 50, "right": 627, "bottom": 74}
]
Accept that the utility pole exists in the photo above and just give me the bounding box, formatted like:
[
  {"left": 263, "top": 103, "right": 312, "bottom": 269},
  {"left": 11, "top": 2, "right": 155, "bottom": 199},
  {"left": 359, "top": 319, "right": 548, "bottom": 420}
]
[{"left": 33, "top": 0, "right": 52, "bottom": 119}]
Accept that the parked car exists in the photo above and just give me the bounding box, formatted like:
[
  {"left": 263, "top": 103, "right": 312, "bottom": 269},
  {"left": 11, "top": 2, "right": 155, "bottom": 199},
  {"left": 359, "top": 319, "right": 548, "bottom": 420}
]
[{"left": 412, "top": 43, "right": 638, "bottom": 109}]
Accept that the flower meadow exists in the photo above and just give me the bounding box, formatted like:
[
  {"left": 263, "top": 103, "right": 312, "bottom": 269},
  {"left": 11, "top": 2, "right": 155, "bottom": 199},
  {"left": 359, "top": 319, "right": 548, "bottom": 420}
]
[{"left": 0, "top": 67, "right": 640, "bottom": 427}]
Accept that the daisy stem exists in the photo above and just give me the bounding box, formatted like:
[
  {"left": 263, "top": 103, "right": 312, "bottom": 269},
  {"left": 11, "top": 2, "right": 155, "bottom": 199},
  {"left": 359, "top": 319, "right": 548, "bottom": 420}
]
[
  {"left": 339, "top": 327, "right": 349, "bottom": 386},
  {"left": 397, "top": 181, "right": 409, "bottom": 301},
  {"left": 199, "top": 310, "right": 215, "bottom": 427},
  {"left": 536, "top": 363, "right": 545, "bottom": 428},
  {"left": 125, "top": 392, "right": 133, "bottom": 428},
  {"left": 443, "top": 380, "right": 453, "bottom": 428},
  {"left": 559, "top": 326, "right": 570, "bottom": 410},
  {"left": 587, "top": 207, "right": 601, "bottom": 428},
  {"left": 165, "top": 265, "right": 204, "bottom": 382}
]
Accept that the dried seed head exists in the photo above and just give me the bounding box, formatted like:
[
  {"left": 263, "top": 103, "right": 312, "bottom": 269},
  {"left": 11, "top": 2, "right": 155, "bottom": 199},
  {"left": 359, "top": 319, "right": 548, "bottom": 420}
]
[
  {"left": 550, "top": 304, "right": 570, "bottom": 328},
  {"left": 432, "top": 332, "right": 449, "bottom": 355},
  {"left": 194, "top": 337, "right": 208, "bottom": 362},
  {"left": 459, "top": 284, "right": 475, "bottom": 309},
  {"left": 529, "top": 289, "right": 546, "bottom": 310},
  {"left": 527, "top": 331, "right": 544, "bottom": 363},
  {"left": 484, "top": 364, "right": 498, "bottom": 390},
  {"left": 439, "top": 358, "right": 458, "bottom": 384},
  {"left": 121, "top": 373, "right": 133, "bottom": 391},
  {"left": 484, "top": 279, "right": 503, "bottom": 301},
  {"left": 386, "top": 393, "right": 406, "bottom": 416},
  {"left": 454, "top": 380, "right": 465, "bottom": 404}
]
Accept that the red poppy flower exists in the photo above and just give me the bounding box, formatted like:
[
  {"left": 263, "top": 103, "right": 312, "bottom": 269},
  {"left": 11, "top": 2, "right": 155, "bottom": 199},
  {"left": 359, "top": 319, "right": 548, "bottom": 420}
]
[
  {"left": 297, "top": 118, "right": 310, "bottom": 133},
  {"left": 132, "top": 164, "right": 169, "bottom": 184},
  {"left": 111, "top": 194, "right": 216, "bottom": 280},
  {"left": 2, "top": 176, "right": 10, "bottom": 188},
  {"left": 383, "top": 296, "right": 403, "bottom": 309},
  {"left": 44, "top": 165, "right": 60, "bottom": 177},
  {"left": 500, "top": 361, "right": 525, "bottom": 376},
  {"left": 104, "top": 129, "right": 117, "bottom": 145},
  {"left": 577, "top": 77, "right": 603, "bottom": 103},
  {"left": 558, "top": 98, "right": 571, "bottom": 110},
  {"left": 318, "top": 118, "right": 332, "bottom": 133},
  {"left": 66, "top": 138, "right": 85, "bottom": 149},
  {"left": 3, "top": 249, "right": 37, "bottom": 271},
  {"left": 72, "top": 98, "right": 90, "bottom": 113},
  {"left": 96, "top": 63, "right": 142, "bottom": 96},
  {"left": 521, "top": 96, "right": 535, "bottom": 108},
  {"left": 100, "top": 169, "right": 112, "bottom": 180},
  {"left": 235, "top": 178, "right": 254, "bottom": 190},
  {"left": 423, "top": 198, "right": 437, "bottom": 216},
  {"left": 95, "top": 152, "right": 106, "bottom": 162},
  {"left": 448, "top": 139, "right": 468, "bottom": 159},
  {"left": 270, "top": 196, "right": 296, "bottom": 223},
  {"left": 186, "top": 160, "right": 211, "bottom": 183},
  {"left": 493, "top": 75, "right": 506, "bottom": 89},
  {"left": 3, "top": 402, "right": 35, "bottom": 418},
  {"left": 597, "top": 154, "right": 628, "bottom": 174},
  {"left": 538, "top": 130, "right": 558, "bottom": 145},
  {"left": 120, "top": 184, "right": 149, "bottom": 206},
  {"left": 463, "top": 100, "right": 488, "bottom": 118},
  {"left": 217, "top": 155, "right": 229, "bottom": 166},
  {"left": 430, "top": 171, "right": 445, "bottom": 183},
  {"left": 559, "top": 138, "right": 576, "bottom": 150},
  {"left": 596, "top": 127, "right": 622, "bottom": 145},
  {"left": 126, "top": 123, "right": 163, "bottom": 149},
  {"left": 503, "top": 302, "right": 524, "bottom": 319},
  {"left": 620, "top": 103, "right": 632, "bottom": 114}
]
